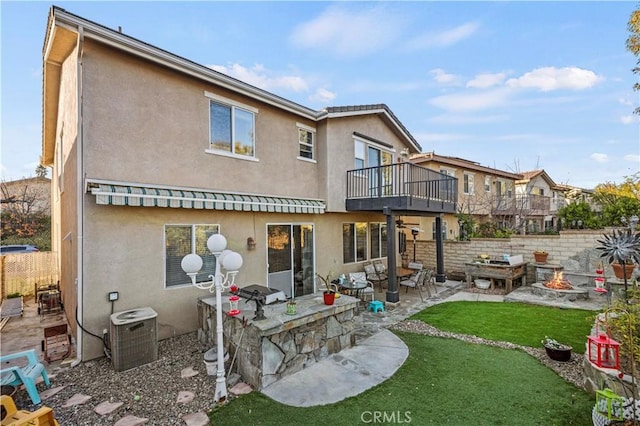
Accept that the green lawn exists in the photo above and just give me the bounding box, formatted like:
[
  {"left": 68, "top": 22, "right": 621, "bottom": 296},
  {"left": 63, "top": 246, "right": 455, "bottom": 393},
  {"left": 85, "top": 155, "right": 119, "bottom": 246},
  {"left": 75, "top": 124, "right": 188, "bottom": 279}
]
[
  {"left": 410, "top": 301, "right": 597, "bottom": 353},
  {"left": 210, "top": 302, "right": 596, "bottom": 425}
]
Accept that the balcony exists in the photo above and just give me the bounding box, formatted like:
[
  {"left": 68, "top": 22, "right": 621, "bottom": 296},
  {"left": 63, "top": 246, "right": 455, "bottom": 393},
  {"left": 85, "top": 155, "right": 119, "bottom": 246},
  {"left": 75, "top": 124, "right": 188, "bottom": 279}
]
[
  {"left": 345, "top": 162, "right": 457, "bottom": 214},
  {"left": 492, "top": 194, "right": 551, "bottom": 216}
]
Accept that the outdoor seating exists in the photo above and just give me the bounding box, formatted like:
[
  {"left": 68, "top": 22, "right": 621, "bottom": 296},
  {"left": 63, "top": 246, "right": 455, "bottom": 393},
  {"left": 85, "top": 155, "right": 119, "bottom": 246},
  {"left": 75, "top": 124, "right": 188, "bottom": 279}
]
[
  {"left": 421, "top": 268, "right": 438, "bottom": 298},
  {"left": 0, "top": 395, "right": 59, "bottom": 425},
  {"left": 348, "top": 272, "right": 374, "bottom": 302},
  {"left": 0, "top": 349, "right": 50, "bottom": 405},
  {"left": 363, "top": 262, "right": 387, "bottom": 290},
  {"left": 400, "top": 269, "right": 426, "bottom": 302}
]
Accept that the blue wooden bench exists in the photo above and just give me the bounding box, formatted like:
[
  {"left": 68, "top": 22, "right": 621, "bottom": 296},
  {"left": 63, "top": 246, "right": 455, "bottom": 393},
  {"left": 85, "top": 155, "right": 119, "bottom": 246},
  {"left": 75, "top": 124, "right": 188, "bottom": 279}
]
[{"left": 0, "top": 349, "right": 50, "bottom": 404}]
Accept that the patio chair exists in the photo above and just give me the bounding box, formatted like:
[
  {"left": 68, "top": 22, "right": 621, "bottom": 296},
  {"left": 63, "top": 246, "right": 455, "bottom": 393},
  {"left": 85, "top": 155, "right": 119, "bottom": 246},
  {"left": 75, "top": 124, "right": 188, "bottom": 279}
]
[
  {"left": 348, "top": 272, "right": 374, "bottom": 302},
  {"left": 0, "top": 349, "right": 50, "bottom": 405},
  {"left": 0, "top": 395, "right": 59, "bottom": 425},
  {"left": 421, "top": 268, "right": 438, "bottom": 298},
  {"left": 399, "top": 270, "right": 425, "bottom": 302},
  {"left": 363, "top": 262, "right": 387, "bottom": 290}
]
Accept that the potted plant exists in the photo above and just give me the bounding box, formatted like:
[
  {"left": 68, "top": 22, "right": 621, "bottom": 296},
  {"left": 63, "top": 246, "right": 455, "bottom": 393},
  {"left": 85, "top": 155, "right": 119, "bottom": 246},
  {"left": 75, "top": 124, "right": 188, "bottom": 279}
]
[
  {"left": 286, "top": 299, "right": 297, "bottom": 315},
  {"left": 542, "top": 336, "right": 572, "bottom": 362},
  {"left": 596, "top": 228, "right": 640, "bottom": 296},
  {"left": 533, "top": 250, "right": 549, "bottom": 264},
  {"left": 316, "top": 272, "right": 338, "bottom": 305}
]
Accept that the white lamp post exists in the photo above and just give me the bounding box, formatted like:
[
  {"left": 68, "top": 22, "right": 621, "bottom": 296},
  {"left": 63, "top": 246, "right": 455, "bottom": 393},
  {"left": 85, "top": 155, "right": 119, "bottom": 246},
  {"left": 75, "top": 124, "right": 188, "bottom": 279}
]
[{"left": 181, "top": 233, "right": 243, "bottom": 404}]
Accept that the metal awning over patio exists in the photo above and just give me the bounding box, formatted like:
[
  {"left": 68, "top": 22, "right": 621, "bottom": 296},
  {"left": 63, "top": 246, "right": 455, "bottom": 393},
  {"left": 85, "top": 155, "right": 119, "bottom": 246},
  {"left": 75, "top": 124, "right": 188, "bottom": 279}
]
[{"left": 87, "top": 182, "right": 325, "bottom": 214}]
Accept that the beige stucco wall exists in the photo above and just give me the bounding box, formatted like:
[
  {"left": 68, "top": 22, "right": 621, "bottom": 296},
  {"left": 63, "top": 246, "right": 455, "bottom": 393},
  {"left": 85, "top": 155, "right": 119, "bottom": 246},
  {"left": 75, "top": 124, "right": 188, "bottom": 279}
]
[
  {"left": 80, "top": 199, "right": 389, "bottom": 359},
  {"left": 52, "top": 45, "right": 80, "bottom": 339},
  {"left": 322, "top": 114, "right": 409, "bottom": 212},
  {"left": 81, "top": 41, "right": 320, "bottom": 199}
]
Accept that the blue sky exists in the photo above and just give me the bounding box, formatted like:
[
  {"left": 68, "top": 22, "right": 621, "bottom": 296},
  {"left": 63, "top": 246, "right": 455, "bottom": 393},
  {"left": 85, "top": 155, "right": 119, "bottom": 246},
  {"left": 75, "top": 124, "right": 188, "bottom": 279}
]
[{"left": 2, "top": 1, "right": 639, "bottom": 189}]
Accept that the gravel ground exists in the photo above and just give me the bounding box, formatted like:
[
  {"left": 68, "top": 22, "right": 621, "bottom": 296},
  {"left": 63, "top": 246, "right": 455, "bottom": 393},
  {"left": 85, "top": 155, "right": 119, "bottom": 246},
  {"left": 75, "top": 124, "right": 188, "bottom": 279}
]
[
  {"left": 13, "top": 332, "right": 221, "bottom": 425},
  {"left": 13, "top": 321, "right": 585, "bottom": 425}
]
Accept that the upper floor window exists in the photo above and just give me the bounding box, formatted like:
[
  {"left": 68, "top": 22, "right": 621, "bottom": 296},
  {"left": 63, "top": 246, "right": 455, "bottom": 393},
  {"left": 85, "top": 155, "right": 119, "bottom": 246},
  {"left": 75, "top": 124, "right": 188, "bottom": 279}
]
[
  {"left": 210, "top": 101, "right": 254, "bottom": 156},
  {"left": 354, "top": 139, "right": 393, "bottom": 170},
  {"left": 485, "top": 176, "right": 491, "bottom": 192},
  {"left": 165, "top": 224, "right": 220, "bottom": 288},
  {"left": 463, "top": 173, "right": 475, "bottom": 195},
  {"left": 440, "top": 168, "right": 455, "bottom": 177},
  {"left": 297, "top": 124, "right": 315, "bottom": 160}
]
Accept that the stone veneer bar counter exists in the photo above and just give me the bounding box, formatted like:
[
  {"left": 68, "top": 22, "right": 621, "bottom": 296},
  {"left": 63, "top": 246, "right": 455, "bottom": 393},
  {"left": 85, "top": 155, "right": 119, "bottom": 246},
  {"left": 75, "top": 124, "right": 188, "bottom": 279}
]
[{"left": 197, "top": 292, "right": 360, "bottom": 390}]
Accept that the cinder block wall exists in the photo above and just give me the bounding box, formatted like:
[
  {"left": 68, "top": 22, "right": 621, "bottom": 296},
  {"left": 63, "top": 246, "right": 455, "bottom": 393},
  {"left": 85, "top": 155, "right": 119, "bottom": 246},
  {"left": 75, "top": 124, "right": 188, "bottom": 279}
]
[{"left": 410, "top": 229, "right": 610, "bottom": 282}]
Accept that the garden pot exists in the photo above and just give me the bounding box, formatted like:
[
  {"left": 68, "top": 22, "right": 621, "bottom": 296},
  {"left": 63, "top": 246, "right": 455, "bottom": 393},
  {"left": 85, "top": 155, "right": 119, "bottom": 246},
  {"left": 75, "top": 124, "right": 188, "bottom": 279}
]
[
  {"left": 323, "top": 292, "right": 335, "bottom": 305},
  {"left": 533, "top": 251, "right": 548, "bottom": 263},
  {"left": 612, "top": 263, "right": 635, "bottom": 280},
  {"left": 544, "top": 345, "right": 572, "bottom": 362}
]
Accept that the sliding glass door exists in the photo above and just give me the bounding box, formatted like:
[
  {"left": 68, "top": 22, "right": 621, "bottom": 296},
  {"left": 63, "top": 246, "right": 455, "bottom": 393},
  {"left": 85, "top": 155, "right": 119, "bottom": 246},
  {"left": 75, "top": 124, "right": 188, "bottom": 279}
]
[{"left": 267, "top": 224, "right": 314, "bottom": 298}]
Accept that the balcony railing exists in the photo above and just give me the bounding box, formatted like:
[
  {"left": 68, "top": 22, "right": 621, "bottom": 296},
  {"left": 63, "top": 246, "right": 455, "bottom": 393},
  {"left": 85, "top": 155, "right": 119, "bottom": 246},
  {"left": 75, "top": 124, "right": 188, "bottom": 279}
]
[
  {"left": 492, "top": 194, "right": 552, "bottom": 215},
  {"left": 346, "top": 162, "right": 457, "bottom": 212}
]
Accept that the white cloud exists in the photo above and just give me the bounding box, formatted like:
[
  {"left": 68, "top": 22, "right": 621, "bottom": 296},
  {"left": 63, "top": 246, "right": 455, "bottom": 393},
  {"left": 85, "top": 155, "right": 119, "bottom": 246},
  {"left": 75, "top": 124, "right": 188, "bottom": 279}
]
[
  {"left": 619, "top": 96, "right": 634, "bottom": 107},
  {"left": 289, "top": 5, "right": 404, "bottom": 56},
  {"left": 309, "top": 88, "right": 336, "bottom": 104},
  {"left": 429, "top": 88, "right": 511, "bottom": 112},
  {"left": 620, "top": 115, "right": 638, "bottom": 125},
  {"left": 624, "top": 153, "right": 640, "bottom": 163},
  {"left": 210, "top": 63, "right": 308, "bottom": 93},
  {"left": 590, "top": 153, "right": 609, "bottom": 163},
  {"left": 429, "top": 69, "right": 461, "bottom": 86},
  {"left": 467, "top": 72, "right": 507, "bottom": 89},
  {"left": 506, "top": 67, "right": 602, "bottom": 92},
  {"left": 405, "top": 22, "right": 479, "bottom": 50}
]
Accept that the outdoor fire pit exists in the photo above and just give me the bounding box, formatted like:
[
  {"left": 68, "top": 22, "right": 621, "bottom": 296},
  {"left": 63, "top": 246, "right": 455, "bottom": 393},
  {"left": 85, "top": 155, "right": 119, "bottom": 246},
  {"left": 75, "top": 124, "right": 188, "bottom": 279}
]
[{"left": 531, "top": 271, "right": 589, "bottom": 301}]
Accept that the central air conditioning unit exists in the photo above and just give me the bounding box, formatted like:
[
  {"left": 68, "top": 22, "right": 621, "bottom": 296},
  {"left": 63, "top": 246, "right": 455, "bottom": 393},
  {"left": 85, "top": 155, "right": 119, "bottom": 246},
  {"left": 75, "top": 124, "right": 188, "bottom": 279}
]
[{"left": 110, "top": 307, "right": 158, "bottom": 372}]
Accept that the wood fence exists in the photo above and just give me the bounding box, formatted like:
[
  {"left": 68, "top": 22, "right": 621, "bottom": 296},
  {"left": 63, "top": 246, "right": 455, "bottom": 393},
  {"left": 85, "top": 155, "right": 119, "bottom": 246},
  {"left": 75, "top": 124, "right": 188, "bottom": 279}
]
[{"left": 0, "top": 252, "right": 59, "bottom": 299}]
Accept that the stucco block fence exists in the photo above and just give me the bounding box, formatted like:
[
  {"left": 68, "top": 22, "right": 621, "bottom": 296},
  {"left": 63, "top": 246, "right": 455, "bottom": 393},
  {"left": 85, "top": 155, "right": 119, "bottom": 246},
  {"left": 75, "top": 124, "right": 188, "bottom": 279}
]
[{"left": 411, "top": 229, "right": 618, "bottom": 285}]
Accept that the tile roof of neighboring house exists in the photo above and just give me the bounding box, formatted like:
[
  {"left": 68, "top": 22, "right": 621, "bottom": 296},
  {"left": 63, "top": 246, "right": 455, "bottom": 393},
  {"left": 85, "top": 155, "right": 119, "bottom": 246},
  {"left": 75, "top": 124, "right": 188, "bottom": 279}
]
[
  {"left": 517, "top": 169, "right": 560, "bottom": 188},
  {"left": 410, "top": 151, "right": 522, "bottom": 179},
  {"left": 43, "top": 7, "right": 422, "bottom": 161}
]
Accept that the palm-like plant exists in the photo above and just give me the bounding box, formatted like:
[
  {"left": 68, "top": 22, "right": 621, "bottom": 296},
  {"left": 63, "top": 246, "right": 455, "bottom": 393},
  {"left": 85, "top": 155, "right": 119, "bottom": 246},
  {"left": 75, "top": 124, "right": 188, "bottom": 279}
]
[{"left": 596, "top": 229, "right": 640, "bottom": 296}]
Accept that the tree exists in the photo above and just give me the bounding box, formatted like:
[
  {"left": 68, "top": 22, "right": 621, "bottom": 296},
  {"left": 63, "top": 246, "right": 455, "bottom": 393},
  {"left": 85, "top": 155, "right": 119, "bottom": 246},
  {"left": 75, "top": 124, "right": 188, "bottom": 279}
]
[
  {"left": 557, "top": 201, "right": 601, "bottom": 229},
  {"left": 627, "top": 6, "right": 640, "bottom": 114},
  {"left": 35, "top": 165, "right": 48, "bottom": 178},
  {"left": 593, "top": 173, "right": 640, "bottom": 226},
  {"left": 0, "top": 177, "right": 51, "bottom": 250}
]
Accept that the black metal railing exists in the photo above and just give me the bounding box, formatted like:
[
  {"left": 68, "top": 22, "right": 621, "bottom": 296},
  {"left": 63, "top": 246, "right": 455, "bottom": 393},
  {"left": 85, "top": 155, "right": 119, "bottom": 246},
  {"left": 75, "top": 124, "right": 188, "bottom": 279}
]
[
  {"left": 492, "top": 194, "right": 551, "bottom": 214},
  {"left": 346, "top": 162, "right": 458, "bottom": 204}
]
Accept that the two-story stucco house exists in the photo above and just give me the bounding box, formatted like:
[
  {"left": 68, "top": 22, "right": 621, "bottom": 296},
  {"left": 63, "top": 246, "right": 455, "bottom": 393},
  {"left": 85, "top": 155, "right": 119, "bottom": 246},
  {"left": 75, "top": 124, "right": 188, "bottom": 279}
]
[
  {"left": 515, "top": 170, "right": 564, "bottom": 232},
  {"left": 409, "top": 152, "right": 522, "bottom": 240},
  {"left": 42, "top": 7, "right": 456, "bottom": 361}
]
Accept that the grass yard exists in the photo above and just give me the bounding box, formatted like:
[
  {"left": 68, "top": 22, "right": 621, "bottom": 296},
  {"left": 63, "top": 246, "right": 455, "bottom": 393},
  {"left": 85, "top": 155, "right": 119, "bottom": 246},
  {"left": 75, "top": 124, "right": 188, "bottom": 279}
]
[
  {"left": 411, "top": 301, "right": 597, "bottom": 353},
  {"left": 210, "top": 301, "right": 596, "bottom": 425}
]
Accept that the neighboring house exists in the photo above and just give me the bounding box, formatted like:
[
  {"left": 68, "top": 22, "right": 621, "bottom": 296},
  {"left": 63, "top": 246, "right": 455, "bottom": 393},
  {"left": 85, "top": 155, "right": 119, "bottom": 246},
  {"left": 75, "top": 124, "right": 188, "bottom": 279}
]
[
  {"left": 515, "top": 170, "right": 565, "bottom": 233},
  {"left": 556, "top": 184, "right": 600, "bottom": 214},
  {"left": 0, "top": 177, "right": 51, "bottom": 216},
  {"left": 409, "top": 152, "right": 522, "bottom": 240},
  {"left": 42, "top": 7, "right": 456, "bottom": 361}
]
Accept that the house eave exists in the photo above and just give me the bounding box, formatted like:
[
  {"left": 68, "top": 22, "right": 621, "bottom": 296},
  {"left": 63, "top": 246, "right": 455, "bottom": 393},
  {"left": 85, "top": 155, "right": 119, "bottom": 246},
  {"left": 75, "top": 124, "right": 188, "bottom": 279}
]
[{"left": 50, "top": 7, "right": 318, "bottom": 122}]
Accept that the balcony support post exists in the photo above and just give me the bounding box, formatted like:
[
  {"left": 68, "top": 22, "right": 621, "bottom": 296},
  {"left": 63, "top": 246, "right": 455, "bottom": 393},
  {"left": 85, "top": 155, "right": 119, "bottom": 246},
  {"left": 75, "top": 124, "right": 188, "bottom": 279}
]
[
  {"left": 384, "top": 207, "right": 400, "bottom": 303},
  {"left": 435, "top": 215, "right": 446, "bottom": 283}
]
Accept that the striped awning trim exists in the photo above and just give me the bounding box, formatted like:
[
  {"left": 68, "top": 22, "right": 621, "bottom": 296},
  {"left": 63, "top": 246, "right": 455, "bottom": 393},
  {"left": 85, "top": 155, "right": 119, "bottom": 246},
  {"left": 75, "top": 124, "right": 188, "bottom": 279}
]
[{"left": 89, "top": 184, "right": 325, "bottom": 214}]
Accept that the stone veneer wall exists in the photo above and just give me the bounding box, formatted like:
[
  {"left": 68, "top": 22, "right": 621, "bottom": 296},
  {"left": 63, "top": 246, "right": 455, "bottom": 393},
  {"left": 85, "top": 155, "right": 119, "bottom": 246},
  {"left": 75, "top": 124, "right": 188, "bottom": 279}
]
[
  {"left": 411, "top": 229, "right": 611, "bottom": 283},
  {"left": 197, "top": 295, "right": 358, "bottom": 390}
]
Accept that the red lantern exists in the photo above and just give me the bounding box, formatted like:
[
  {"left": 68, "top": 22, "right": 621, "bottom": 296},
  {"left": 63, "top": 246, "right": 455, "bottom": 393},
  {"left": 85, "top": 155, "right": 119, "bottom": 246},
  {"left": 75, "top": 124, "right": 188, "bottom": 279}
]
[{"left": 588, "top": 334, "right": 620, "bottom": 369}]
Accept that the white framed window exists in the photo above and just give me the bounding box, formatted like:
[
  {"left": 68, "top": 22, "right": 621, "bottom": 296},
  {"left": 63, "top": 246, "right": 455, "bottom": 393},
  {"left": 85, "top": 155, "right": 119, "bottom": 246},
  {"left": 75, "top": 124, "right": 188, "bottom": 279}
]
[
  {"left": 463, "top": 173, "right": 475, "bottom": 195},
  {"left": 206, "top": 92, "right": 257, "bottom": 158},
  {"left": 164, "top": 224, "right": 220, "bottom": 288},
  {"left": 297, "top": 123, "right": 315, "bottom": 161},
  {"left": 440, "top": 168, "right": 455, "bottom": 177},
  {"left": 485, "top": 176, "right": 491, "bottom": 192},
  {"left": 354, "top": 140, "right": 366, "bottom": 170},
  {"left": 369, "top": 223, "right": 388, "bottom": 259},
  {"left": 431, "top": 221, "right": 448, "bottom": 241},
  {"left": 342, "top": 222, "right": 368, "bottom": 263}
]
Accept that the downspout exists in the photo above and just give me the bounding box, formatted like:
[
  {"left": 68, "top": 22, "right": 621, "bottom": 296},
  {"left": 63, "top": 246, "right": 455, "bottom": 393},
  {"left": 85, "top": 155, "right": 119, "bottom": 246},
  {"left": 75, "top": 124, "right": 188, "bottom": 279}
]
[{"left": 71, "top": 24, "right": 85, "bottom": 368}]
